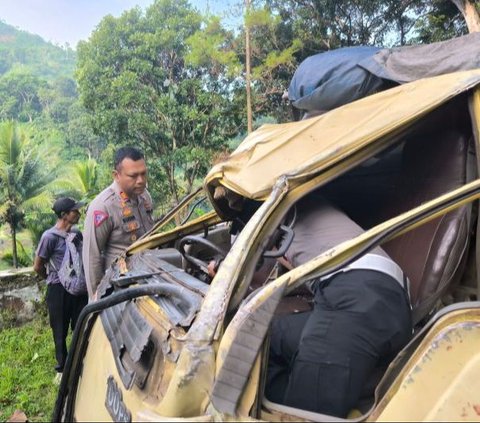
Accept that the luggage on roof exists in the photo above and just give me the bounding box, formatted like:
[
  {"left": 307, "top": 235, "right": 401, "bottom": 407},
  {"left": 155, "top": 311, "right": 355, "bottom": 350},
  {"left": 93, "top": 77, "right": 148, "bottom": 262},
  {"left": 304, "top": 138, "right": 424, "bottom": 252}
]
[{"left": 289, "top": 32, "right": 480, "bottom": 114}]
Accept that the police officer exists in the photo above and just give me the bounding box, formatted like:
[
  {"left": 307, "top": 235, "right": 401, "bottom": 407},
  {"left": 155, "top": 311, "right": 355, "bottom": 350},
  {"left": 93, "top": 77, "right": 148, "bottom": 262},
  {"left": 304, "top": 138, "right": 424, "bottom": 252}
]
[
  {"left": 83, "top": 146, "right": 154, "bottom": 300},
  {"left": 266, "top": 193, "right": 412, "bottom": 417}
]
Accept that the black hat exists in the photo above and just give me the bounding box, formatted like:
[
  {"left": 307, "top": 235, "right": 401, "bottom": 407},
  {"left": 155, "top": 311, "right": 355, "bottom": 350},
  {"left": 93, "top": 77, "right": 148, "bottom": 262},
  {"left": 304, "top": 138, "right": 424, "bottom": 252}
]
[{"left": 52, "top": 197, "right": 85, "bottom": 217}]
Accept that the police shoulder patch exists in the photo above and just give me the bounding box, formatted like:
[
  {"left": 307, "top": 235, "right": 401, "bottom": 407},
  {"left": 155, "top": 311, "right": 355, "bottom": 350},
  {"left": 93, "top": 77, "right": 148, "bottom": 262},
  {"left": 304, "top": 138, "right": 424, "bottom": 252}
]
[{"left": 93, "top": 210, "right": 109, "bottom": 227}]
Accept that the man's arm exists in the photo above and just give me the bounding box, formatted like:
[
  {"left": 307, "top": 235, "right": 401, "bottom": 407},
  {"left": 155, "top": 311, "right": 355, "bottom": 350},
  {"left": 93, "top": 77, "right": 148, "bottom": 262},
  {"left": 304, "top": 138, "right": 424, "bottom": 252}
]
[
  {"left": 83, "top": 202, "right": 113, "bottom": 300},
  {"left": 33, "top": 255, "right": 48, "bottom": 279},
  {"left": 34, "top": 232, "right": 54, "bottom": 280}
]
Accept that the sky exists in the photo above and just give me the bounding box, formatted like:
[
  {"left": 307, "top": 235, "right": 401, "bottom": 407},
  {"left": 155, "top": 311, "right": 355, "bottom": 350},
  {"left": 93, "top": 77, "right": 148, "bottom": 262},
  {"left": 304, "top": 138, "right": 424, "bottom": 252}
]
[{"left": 0, "top": 0, "right": 237, "bottom": 48}]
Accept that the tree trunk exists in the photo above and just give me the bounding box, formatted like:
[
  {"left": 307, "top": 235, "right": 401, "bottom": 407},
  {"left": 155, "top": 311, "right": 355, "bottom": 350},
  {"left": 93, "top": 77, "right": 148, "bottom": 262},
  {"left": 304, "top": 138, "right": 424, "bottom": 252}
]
[
  {"left": 11, "top": 223, "right": 18, "bottom": 268},
  {"left": 245, "top": 0, "right": 253, "bottom": 134},
  {"left": 451, "top": 0, "right": 480, "bottom": 32}
]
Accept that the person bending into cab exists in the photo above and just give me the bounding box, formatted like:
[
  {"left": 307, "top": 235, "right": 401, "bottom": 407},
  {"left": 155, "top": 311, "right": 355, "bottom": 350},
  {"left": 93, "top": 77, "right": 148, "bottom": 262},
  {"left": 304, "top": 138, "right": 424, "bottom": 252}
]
[{"left": 266, "top": 193, "right": 412, "bottom": 417}]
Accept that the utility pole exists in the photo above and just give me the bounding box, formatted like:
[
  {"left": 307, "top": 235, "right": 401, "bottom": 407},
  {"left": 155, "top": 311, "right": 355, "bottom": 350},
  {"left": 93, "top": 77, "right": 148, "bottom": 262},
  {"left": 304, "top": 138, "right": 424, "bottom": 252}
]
[{"left": 245, "top": 0, "right": 253, "bottom": 133}]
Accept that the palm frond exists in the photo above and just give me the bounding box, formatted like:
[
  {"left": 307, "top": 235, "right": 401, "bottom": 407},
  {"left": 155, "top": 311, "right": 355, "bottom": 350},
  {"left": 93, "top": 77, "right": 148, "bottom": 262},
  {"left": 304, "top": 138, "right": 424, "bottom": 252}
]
[
  {"left": 22, "top": 191, "right": 55, "bottom": 212},
  {"left": 57, "top": 156, "right": 100, "bottom": 202},
  {"left": 0, "top": 121, "right": 25, "bottom": 166}
]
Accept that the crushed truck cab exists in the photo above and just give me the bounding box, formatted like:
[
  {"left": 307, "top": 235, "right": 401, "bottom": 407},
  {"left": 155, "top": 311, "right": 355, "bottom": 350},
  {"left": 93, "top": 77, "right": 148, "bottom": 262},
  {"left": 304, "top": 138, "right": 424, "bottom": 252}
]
[{"left": 55, "top": 70, "right": 480, "bottom": 422}]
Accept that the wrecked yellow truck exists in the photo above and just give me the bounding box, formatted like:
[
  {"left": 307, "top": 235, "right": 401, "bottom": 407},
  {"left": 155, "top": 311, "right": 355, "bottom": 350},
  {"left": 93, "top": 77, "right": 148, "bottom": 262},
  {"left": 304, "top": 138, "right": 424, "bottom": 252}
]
[{"left": 54, "top": 69, "right": 480, "bottom": 422}]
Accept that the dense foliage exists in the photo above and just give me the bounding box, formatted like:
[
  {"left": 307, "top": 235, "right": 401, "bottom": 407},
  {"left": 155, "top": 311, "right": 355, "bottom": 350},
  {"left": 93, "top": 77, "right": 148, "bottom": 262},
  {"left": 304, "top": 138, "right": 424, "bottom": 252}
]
[
  {"left": 0, "top": 1, "right": 478, "bottom": 417},
  {"left": 0, "top": 1, "right": 477, "bottom": 265},
  {"left": 76, "top": 0, "right": 244, "bottom": 204},
  {"left": 0, "top": 303, "right": 57, "bottom": 422},
  {"left": 0, "top": 122, "right": 58, "bottom": 266},
  {"left": 0, "top": 21, "right": 75, "bottom": 79}
]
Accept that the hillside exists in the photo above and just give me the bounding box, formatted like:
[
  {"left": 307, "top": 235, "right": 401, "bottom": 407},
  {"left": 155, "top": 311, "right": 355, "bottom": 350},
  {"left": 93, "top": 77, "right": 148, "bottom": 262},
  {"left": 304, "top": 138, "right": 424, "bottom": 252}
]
[{"left": 0, "top": 20, "right": 76, "bottom": 80}]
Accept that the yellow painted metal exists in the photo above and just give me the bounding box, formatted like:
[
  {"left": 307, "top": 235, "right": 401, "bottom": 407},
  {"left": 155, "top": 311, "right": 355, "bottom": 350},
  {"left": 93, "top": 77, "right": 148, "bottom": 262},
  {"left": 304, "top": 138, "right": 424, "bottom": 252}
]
[
  {"left": 469, "top": 88, "right": 480, "bottom": 303},
  {"left": 71, "top": 72, "right": 480, "bottom": 422},
  {"left": 141, "top": 186, "right": 204, "bottom": 237},
  {"left": 126, "top": 210, "right": 222, "bottom": 254},
  {"left": 224, "top": 115, "right": 418, "bottom": 312},
  {"left": 74, "top": 301, "right": 189, "bottom": 421},
  {"left": 74, "top": 321, "right": 114, "bottom": 422},
  {"left": 222, "top": 113, "right": 424, "bottom": 312},
  {"left": 141, "top": 184, "right": 289, "bottom": 419},
  {"left": 212, "top": 179, "right": 480, "bottom": 420},
  {"left": 217, "top": 178, "right": 480, "bottom": 362},
  {"left": 205, "top": 70, "right": 480, "bottom": 204},
  {"left": 369, "top": 309, "right": 480, "bottom": 422},
  {"left": 469, "top": 88, "right": 480, "bottom": 146},
  {"left": 282, "top": 178, "right": 480, "bottom": 293},
  {"left": 236, "top": 352, "right": 263, "bottom": 417},
  {"left": 135, "top": 410, "right": 214, "bottom": 422}
]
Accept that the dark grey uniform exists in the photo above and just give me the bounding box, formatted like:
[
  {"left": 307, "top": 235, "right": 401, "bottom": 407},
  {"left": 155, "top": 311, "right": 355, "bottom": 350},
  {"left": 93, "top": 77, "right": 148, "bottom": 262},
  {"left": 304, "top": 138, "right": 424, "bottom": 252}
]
[
  {"left": 266, "top": 194, "right": 412, "bottom": 417},
  {"left": 284, "top": 196, "right": 390, "bottom": 269},
  {"left": 83, "top": 181, "right": 154, "bottom": 298}
]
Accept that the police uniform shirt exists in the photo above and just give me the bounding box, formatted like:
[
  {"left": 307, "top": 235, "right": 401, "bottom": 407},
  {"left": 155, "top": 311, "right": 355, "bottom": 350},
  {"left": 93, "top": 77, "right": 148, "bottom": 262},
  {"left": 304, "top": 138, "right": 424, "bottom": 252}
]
[
  {"left": 83, "top": 181, "right": 154, "bottom": 298},
  {"left": 285, "top": 194, "right": 389, "bottom": 268}
]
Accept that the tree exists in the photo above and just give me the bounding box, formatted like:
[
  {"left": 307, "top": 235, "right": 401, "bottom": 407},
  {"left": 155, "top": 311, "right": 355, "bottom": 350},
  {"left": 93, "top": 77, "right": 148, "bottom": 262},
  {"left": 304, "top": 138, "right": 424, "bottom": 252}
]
[
  {"left": 76, "top": 0, "right": 243, "bottom": 206},
  {"left": 264, "top": 0, "right": 432, "bottom": 52},
  {"left": 53, "top": 156, "right": 100, "bottom": 203},
  {"left": 450, "top": 0, "right": 480, "bottom": 31},
  {"left": 236, "top": 0, "right": 475, "bottom": 122},
  {"left": 208, "top": 0, "right": 426, "bottom": 124},
  {"left": 63, "top": 102, "right": 107, "bottom": 160},
  {"left": 245, "top": 0, "right": 254, "bottom": 133},
  {"left": 188, "top": 2, "right": 303, "bottom": 125},
  {"left": 240, "top": 3, "right": 303, "bottom": 121},
  {"left": 0, "top": 68, "right": 45, "bottom": 122},
  {"left": 0, "top": 122, "right": 58, "bottom": 267},
  {"left": 413, "top": 1, "right": 467, "bottom": 43}
]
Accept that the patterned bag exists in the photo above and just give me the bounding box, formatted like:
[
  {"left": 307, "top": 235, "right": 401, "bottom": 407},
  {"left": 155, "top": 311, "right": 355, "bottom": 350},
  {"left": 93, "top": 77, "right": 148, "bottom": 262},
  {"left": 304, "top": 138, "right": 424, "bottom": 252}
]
[{"left": 49, "top": 229, "right": 87, "bottom": 296}]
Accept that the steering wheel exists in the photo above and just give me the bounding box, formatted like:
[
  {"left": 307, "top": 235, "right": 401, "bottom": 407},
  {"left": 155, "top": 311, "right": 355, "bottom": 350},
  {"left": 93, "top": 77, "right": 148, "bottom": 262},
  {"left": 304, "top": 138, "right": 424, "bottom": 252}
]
[{"left": 178, "top": 235, "right": 227, "bottom": 276}]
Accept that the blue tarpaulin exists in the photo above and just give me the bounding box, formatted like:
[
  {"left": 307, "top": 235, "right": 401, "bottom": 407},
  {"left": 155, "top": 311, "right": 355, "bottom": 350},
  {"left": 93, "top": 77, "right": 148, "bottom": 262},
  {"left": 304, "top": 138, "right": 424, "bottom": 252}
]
[
  {"left": 289, "top": 33, "right": 480, "bottom": 113},
  {"left": 288, "top": 46, "right": 385, "bottom": 113}
]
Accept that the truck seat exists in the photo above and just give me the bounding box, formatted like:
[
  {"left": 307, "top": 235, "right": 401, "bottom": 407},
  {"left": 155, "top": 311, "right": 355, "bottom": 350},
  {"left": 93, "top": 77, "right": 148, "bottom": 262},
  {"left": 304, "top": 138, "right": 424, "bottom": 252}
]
[{"left": 381, "top": 129, "right": 473, "bottom": 325}]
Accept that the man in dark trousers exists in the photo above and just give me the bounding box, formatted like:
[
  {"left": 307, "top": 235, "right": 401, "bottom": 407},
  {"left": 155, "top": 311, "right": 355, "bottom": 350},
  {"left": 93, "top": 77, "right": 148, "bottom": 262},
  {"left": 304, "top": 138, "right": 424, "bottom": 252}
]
[
  {"left": 34, "top": 197, "right": 88, "bottom": 382},
  {"left": 266, "top": 193, "right": 412, "bottom": 417}
]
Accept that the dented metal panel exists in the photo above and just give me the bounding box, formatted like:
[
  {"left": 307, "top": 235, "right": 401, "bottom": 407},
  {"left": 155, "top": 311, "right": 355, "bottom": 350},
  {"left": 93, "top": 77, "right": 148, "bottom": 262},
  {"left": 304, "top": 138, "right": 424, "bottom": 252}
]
[
  {"left": 205, "top": 70, "right": 480, "bottom": 212},
  {"left": 61, "top": 73, "right": 480, "bottom": 422},
  {"left": 370, "top": 307, "right": 480, "bottom": 422},
  {"left": 101, "top": 302, "right": 153, "bottom": 389},
  {"left": 211, "top": 281, "right": 287, "bottom": 414}
]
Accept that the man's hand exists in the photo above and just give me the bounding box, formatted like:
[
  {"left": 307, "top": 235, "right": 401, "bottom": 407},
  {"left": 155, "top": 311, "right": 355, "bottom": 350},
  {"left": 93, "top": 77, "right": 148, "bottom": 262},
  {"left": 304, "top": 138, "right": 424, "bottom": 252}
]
[
  {"left": 33, "top": 256, "right": 48, "bottom": 280},
  {"left": 207, "top": 260, "right": 217, "bottom": 278}
]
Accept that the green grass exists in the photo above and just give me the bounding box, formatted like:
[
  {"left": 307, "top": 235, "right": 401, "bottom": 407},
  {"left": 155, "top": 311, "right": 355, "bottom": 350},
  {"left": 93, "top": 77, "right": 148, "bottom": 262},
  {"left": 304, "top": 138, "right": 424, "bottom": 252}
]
[
  {"left": 0, "top": 310, "right": 58, "bottom": 422},
  {"left": 0, "top": 225, "right": 35, "bottom": 270}
]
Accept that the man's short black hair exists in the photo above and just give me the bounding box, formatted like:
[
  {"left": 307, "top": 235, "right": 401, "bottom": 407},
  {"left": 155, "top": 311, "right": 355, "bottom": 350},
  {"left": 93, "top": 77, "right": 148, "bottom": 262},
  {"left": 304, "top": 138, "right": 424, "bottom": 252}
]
[{"left": 114, "top": 146, "right": 145, "bottom": 171}]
